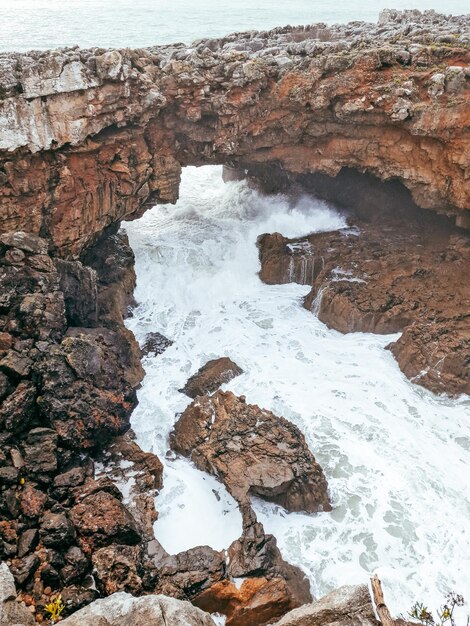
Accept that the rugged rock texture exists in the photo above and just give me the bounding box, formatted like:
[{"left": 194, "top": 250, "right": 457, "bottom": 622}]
[
  {"left": 273, "top": 584, "right": 378, "bottom": 626},
  {"left": 0, "top": 11, "right": 469, "bottom": 257},
  {"left": 171, "top": 390, "right": 331, "bottom": 512},
  {"left": 258, "top": 170, "right": 470, "bottom": 395},
  {"left": 180, "top": 357, "right": 244, "bottom": 398},
  {"left": 59, "top": 592, "right": 218, "bottom": 626},
  {"left": 0, "top": 562, "right": 35, "bottom": 626}
]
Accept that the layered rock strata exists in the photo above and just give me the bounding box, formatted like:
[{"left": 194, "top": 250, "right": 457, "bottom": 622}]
[
  {"left": 258, "top": 182, "right": 470, "bottom": 395},
  {"left": 171, "top": 390, "right": 331, "bottom": 512},
  {"left": 0, "top": 10, "right": 469, "bottom": 258}
]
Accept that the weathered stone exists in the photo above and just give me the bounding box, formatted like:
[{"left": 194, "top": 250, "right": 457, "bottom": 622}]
[
  {"left": 141, "top": 332, "right": 173, "bottom": 356},
  {"left": 40, "top": 511, "right": 76, "bottom": 547},
  {"left": 273, "top": 584, "right": 378, "bottom": 626},
  {"left": 22, "top": 427, "right": 58, "bottom": 476},
  {"left": 0, "top": 232, "right": 48, "bottom": 256},
  {"left": 59, "top": 592, "right": 217, "bottom": 626},
  {"left": 60, "top": 546, "right": 90, "bottom": 585},
  {"left": 258, "top": 181, "right": 470, "bottom": 396},
  {"left": 0, "top": 561, "right": 35, "bottom": 626},
  {"left": 17, "top": 528, "right": 39, "bottom": 558},
  {"left": 55, "top": 258, "right": 98, "bottom": 327},
  {"left": 0, "top": 381, "right": 36, "bottom": 434},
  {"left": 53, "top": 467, "right": 86, "bottom": 488},
  {"left": 70, "top": 490, "right": 141, "bottom": 549},
  {"left": 171, "top": 391, "right": 331, "bottom": 513},
  {"left": 92, "top": 544, "right": 143, "bottom": 595},
  {"left": 9, "top": 553, "right": 40, "bottom": 585},
  {"left": 180, "top": 357, "right": 244, "bottom": 398}
]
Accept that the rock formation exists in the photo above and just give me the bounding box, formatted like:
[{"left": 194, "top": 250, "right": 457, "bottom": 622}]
[
  {"left": 179, "top": 357, "right": 243, "bottom": 398},
  {"left": 171, "top": 390, "right": 331, "bottom": 512},
  {"left": 273, "top": 584, "right": 379, "bottom": 626},
  {"left": 0, "top": 10, "right": 469, "bottom": 258},
  {"left": 258, "top": 177, "right": 470, "bottom": 395}
]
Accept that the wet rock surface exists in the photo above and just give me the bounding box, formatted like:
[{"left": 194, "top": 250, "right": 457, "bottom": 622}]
[
  {"left": 258, "top": 179, "right": 470, "bottom": 396},
  {"left": 171, "top": 390, "right": 331, "bottom": 512},
  {"left": 180, "top": 357, "right": 244, "bottom": 398}
]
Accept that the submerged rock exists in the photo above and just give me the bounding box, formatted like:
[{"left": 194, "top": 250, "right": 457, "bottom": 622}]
[
  {"left": 171, "top": 390, "right": 331, "bottom": 513},
  {"left": 180, "top": 357, "right": 243, "bottom": 398},
  {"left": 59, "top": 591, "right": 218, "bottom": 625}
]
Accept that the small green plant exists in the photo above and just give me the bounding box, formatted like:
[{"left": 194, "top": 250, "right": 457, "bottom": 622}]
[
  {"left": 44, "top": 594, "right": 64, "bottom": 623},
  {"left": 409, "top": 592, "right": 468, "bottom": 626}
]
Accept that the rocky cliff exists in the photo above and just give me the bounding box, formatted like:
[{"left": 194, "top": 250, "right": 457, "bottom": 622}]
[{"left": 0, "top": 9, "right": 469, "bottom": 256}]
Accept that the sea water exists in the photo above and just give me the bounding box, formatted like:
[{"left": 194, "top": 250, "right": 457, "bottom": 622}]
[
  {"left": 124, "top": 166, "right": 470, "bottom": 617},
  {"left": 1, "top": 0, "right": 469, "bottom": 53}
]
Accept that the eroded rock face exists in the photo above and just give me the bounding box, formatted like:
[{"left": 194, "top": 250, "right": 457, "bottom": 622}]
[
  {"left": 273, "top": 584, "right": 378, "bottom": 626},
  {"left": 0, "top": 11, "right": 469, "bottom": 257},
  {"left": 258, "top": 190, "right": 470, "bottom": 396},
  {"left": 180, "top": 357, "right": 244, "bottom": 398},
  {"left": 171, "top": 390, "right": 331, "bottom": 513}
]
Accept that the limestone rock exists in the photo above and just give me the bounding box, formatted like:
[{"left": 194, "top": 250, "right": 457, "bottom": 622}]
[
  {"left": 273, "top": 584, "right": 378, "bottom": 626},
  {"left": 0, "top": 562, "right": 35, "bottom": 626},
  {"left": 171, "top": 391, "right": 331, "bottom": 513},
  {"left": 59, "top": 592, "right": 217, "bottom": 625}
]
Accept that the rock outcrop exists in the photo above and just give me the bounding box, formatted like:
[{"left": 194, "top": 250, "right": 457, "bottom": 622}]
[
  {"left": 273, "top": 584, "right": 378, "bottom": 626},
  {"left": 171, "top": 390, "right": 331, "bottom": 513},
  {"left": 180, "top": 357, "right": 243, "bottom": 398},
  {"left": 258, "top": 174, "right": 470, "bottom": 396},
  {"left": 59, "top": 592, "right": 218, "bottom": 626},
  {"left": 0, "top": 11, "right": 469, "bottom": 257}
]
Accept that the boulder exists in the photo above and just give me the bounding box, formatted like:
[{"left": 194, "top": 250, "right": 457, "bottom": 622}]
[
  {"left": 59, "top": 592, "right": 217, "bottom": 625},
  {"left": 142, "top": 332, "right": 174, "bottom": 356},
  {"left": 273, "top": 584, "right": 379, "bottom": 626},
  {"left": 0, "top": 562, "right": 35, "bottom": 626},
  {"left": 171, "top": 391, "right": 331, "bottom": 513},
  {"left": 180, "top": 358, "right": 243, "bottom": 398},
  {"left": 70, "top": 490, "right": 141, "bottom": 550}
]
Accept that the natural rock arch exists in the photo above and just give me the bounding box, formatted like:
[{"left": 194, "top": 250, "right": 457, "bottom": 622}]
[{"left": 1, "top": 10, "right": 469, "bottom": 257}]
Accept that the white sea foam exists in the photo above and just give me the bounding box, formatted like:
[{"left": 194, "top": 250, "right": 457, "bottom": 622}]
[{"left": 124, "top": 165, "right": 470, "bottom": 617}]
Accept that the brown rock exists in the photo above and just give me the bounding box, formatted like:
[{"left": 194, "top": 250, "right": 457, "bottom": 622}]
[
  {"left": 195, "top": 577, "right": 303, "bottom": 626},
  {"left": 70, "top": 490, "right": 141, "bottom": 550},
  {"left": 92, "top": 544, "right": 143, "bottom": 595},
  {"left": 258, "top": 193, "right": 470, "bottom": 396},
  {"left": 180, "top": 358, "right": 244, "bottom": 398},
  {"left": 171, "top": 391, "right": 331, "bottom": 513}
]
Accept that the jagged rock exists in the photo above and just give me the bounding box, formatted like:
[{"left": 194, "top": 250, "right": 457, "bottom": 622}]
[
  {"left": 196, "top": 577, "right": 305, "bottom": 626},
  {"left": 180, "top": 357, "right": 244, "bottom": 398},
  {"left": 55, "top": 258, "right": 98, "bottom": 327},
  {"left": 92, "top": 544, "right": 143, "bottom": 595},
  {"left": 40, "top": 511, "right": 76, "bottom": 548},
  {"left": 150, "top": 543, "right": 227, "bottom": 600},
  {"left": 70, "top": 490, "right": 141, "bottom": 550},
  {"left": 0, "top": 381, "right": 37, "bottom": 434},
  {"left": 258, "top": 184, "right": 470, "bottom": 396},
  {"left": 171, "top": 391, "right": 331, "bottom": 513},
  {"left": 17, "top": 528, "right": 38, "bottom": 558},
  {"left": 59, "top": 592, "right": 217, "bottom": 625},
  {"left": 22, "top": 427, "right": 58, "bottom": 477},
  {"left": 0, "top": 232, "right": 48, "bottom": 256},
  {"left": 60, "top": 546, "right": 90, "bottom": 585},
  {"left": 35, "top": 327, "right": 142, "bottom": 449},
  {"left": 273, "top": 584, "right": 379, "bottom": 626},
  {"left": 96, "top": 431, "right": 163, "bottom": 540},
  {"left": 53, "top": 467, "right": 86, "bottom": 488},
  {"left": 1, "top": 13, "right": 469, "bottom": 260},
  {"left": 142, "top": 332, "right": 174, "bottom": 356},
  {"left": 9, "top": 553, "right": 40, "bottom": 585}
]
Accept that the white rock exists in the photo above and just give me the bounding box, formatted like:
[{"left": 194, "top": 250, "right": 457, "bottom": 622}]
[{"left": 59, "top": 592, "right": 217, "bottom": 626}]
